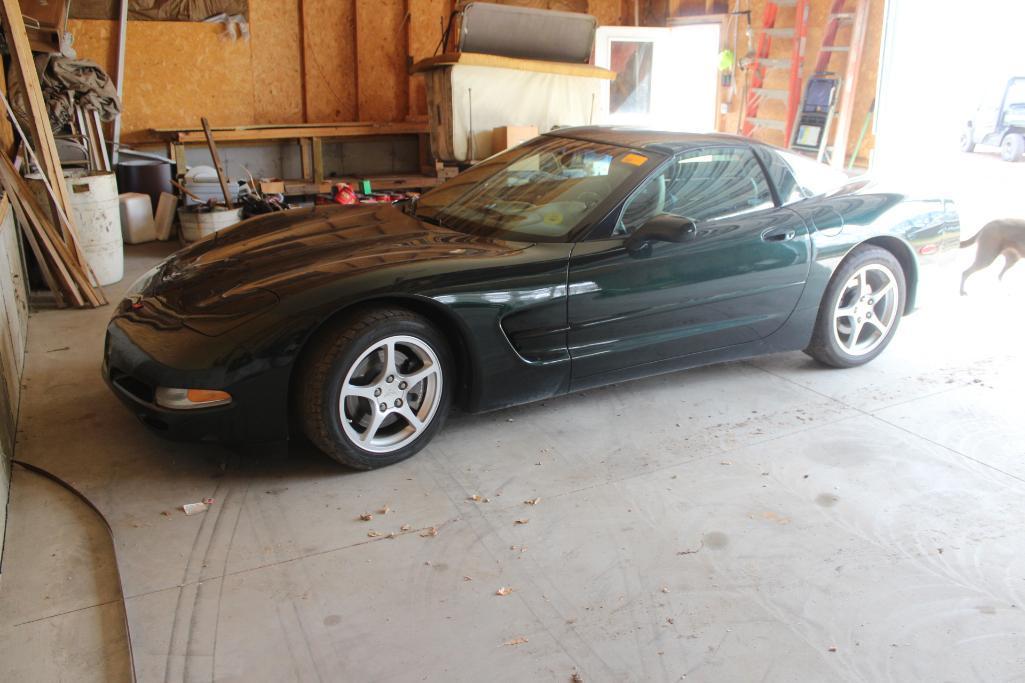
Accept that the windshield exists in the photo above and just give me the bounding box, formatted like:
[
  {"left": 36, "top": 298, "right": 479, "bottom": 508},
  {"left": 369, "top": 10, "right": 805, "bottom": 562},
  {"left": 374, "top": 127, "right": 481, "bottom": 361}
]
[
  {"left": 1007, "top": 78, "right": 1025, "bottom": 107},
  {"left": 778, "top": 150, "right": 850, "bottom": 197},
  {"left": 415, "top": 136, "right": 662, "bottom": 242}
]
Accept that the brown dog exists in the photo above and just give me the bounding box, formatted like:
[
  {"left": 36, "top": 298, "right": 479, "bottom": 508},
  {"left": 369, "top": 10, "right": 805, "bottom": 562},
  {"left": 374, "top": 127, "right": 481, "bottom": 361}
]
[{"left": 960, "top": 218, "right": 1025, "bottom": 295}]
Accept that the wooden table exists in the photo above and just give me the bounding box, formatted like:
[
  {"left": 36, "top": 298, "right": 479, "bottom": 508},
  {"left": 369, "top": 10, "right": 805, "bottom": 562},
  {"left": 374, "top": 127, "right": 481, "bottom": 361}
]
[{"left": 150, "top": 122, "right": 439, "bottom": 193}]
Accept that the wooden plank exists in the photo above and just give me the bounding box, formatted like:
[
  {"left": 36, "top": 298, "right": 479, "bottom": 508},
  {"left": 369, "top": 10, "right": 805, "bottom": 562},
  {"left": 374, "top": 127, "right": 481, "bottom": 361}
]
[
  {"left": 311, "top": 138, "right": 324, "bottom": 184},
  {"left": 110, "top": 0, "right": 128, "bottom": 165},
  {"left": 171, "top": 143, "right": 187, "bottom": 181},
  {"left": 0, "top": 154, "right": 86, "bottom": 306},
  {"left": 201, "top": 118, "right": 234, "bottom": 208},
  {"left": 299, "top": 138, "right": 313, "bottom": 180},
  {"left": 345, "top": 174, "right": 441, "bottom": 191},
  {"left": 165, "top": 122, "right": 431, "bottom": 144},
  {"left": 0, "top": 0, "right": 81, "bottom": 257},
  {"left": 411, "top": 52, "right": 617, "bottom": 79},
  {"left": 153, "top": 122, "right": 381, "bottom": 133},
  {"left": 0, "top": 67, "right": 13, "bottom": 159}
]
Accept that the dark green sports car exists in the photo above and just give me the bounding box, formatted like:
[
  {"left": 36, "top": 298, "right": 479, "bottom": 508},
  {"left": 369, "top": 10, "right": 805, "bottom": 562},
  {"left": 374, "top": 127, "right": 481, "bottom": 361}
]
[{"left": 103, "top": 127, "right": 960, "bottom": 468}]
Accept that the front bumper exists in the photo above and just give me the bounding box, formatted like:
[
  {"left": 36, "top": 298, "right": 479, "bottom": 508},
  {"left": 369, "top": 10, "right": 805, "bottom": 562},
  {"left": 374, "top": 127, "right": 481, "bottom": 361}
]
[{"left": 103, "top": 318, "right": 291, "bottom": 443}]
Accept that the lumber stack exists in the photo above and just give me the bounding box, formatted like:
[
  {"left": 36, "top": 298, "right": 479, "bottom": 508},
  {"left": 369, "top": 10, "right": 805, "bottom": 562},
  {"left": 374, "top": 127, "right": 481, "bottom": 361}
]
[{"left": 0, "top": 0, "right": 106, "bottom": 308}]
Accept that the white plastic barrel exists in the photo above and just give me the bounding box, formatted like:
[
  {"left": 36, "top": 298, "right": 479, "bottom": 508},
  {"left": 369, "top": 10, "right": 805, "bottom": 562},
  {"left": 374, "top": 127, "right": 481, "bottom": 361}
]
[
  {"left": 178, "top": 207, "right": 243, "bottom": 242},
  {"left": 66, "top": 173, "right": 123, "bottom": 286}
]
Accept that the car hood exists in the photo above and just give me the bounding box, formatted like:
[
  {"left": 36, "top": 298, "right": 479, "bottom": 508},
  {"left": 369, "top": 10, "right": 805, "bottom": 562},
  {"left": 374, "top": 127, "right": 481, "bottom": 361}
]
[{"left": 138, "top": 204, "right": 530, "bottom": 319}]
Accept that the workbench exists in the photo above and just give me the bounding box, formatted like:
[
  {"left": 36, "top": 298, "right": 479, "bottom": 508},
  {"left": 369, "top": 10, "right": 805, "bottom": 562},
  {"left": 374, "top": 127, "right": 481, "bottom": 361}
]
[{"left": 150, "top": 121, "right": 441, "bottom": 194}]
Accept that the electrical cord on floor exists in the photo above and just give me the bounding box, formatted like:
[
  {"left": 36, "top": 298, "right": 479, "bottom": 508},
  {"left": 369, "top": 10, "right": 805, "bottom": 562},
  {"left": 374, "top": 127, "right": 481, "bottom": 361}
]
[{"left": 12, "top": 460, "right": 137, "bottom": 683}]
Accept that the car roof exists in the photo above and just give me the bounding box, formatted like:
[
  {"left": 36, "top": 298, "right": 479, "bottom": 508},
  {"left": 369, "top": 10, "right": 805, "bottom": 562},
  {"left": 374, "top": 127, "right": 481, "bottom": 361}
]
[{"left": 544, "top": 126, "right": 770, "bottom": 155}]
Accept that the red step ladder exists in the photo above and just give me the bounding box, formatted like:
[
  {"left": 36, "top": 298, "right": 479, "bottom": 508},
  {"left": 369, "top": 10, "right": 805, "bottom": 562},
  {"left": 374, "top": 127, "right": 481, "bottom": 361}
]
[
  {"left": 741, "top": 0, "right": 810, "bottom": 144},
  {"left": 809, "top": 0, "right": 871, "bottom": 168}
]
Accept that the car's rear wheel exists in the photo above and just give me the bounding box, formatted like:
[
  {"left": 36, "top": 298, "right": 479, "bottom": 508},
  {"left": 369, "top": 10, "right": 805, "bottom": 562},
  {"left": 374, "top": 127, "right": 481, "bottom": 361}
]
[
  {"left": 805, "top": 246, "right": 905, "bottom": 368},
  {"left": 297, "top": 308, "right": 452, "bottom": 469},
  {"left": 1001, "top": 133, "right": 1024, "bottom": 162}
]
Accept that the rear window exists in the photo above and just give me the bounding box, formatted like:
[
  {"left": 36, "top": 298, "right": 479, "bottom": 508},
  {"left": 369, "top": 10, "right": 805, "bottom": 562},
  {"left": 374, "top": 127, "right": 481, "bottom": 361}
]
[{"left": 777, "top": 150, "right": 850, "bottom": 198}]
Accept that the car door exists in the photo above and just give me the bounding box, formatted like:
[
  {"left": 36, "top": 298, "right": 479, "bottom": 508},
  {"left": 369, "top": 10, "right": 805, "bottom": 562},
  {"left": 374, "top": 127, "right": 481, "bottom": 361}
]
[{"left": 567, "top": 145, "right": 811, "bottom": 384}]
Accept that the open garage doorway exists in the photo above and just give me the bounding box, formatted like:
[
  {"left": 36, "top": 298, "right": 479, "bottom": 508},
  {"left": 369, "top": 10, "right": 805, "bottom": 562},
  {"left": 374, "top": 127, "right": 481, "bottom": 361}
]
[{"left": 874, "top": 0, "right": 1025, "bottom": 251}]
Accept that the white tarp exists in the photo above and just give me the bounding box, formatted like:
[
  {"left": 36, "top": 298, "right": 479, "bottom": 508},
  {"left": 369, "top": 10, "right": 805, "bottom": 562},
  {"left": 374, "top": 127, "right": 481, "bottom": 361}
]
[{"left": 445, "top": 64, "right": 604, "bottom": 161}]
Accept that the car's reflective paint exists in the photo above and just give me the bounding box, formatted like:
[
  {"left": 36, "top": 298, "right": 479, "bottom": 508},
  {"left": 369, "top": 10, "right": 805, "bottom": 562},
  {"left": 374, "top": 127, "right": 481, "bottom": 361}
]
[{"left": 104, "top": 129, "right": 960, "bottom": 445}]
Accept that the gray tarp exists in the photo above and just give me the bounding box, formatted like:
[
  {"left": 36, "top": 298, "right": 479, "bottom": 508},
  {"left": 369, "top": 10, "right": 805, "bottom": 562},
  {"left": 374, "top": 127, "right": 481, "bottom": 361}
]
[
  {"left": 70, "top": 0, "right": 248, "bottom": 21},
  {"left": 7, "top": 55, "right": 121, "bottom": 133}
]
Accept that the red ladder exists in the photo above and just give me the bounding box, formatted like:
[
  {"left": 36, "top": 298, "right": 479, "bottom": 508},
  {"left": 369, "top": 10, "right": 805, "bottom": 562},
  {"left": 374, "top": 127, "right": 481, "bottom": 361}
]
[
  {"left": 742, "top": 0, "right": 809, "bottom": 144},
  {"left": 812, "top": 0, "right": 870, "bottom": 167}
]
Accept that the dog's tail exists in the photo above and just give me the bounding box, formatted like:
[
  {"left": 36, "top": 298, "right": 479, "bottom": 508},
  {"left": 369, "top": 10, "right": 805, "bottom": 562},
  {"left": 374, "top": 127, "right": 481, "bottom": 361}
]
[{"left": 960, "top": 232, "right": 980, "bottom": 249}]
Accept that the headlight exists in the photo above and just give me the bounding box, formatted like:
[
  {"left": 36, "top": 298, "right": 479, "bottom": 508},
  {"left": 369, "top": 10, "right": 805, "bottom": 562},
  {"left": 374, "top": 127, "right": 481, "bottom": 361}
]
[{"left": 125, "top": 264, "right": 162, "bottom": 298}]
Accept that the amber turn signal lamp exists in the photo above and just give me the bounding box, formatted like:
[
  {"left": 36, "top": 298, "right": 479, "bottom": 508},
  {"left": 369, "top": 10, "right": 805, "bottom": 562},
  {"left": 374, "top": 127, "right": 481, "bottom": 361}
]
[{"left": 155, "top": 387, "right": 232, "bottom": 410}]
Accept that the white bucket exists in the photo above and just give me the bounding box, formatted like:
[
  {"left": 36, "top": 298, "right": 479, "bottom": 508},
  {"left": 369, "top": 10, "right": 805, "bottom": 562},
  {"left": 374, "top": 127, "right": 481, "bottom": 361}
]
[
  {"left": 66, "top": 173, "right": 123, "bottom": 286},
  {"left": 178, "top": 207, "right": 243, "bottom": 242}
]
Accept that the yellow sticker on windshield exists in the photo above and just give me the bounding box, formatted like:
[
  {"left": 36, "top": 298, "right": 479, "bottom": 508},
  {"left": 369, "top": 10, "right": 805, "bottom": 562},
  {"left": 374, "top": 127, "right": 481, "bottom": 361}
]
[
  {"left": 621, "top": 153, "right": 649, "bottom": 166},
  {"left": 543, "top": 212, "right": 563, "bottom": 225}
]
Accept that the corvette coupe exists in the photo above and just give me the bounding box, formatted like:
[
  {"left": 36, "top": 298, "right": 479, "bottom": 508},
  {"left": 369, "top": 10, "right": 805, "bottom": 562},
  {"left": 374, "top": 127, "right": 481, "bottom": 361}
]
[{"left": 103, "top": 128, "right": 960, "bottom": 469}]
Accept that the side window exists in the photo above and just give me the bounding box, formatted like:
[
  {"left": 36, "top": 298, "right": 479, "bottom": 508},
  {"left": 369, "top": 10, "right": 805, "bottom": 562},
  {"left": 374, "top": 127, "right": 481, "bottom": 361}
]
[
  {"left": 616, "top": 146, "right": 774, "bottom": 235},
  {"left": 753, "top": 146, "right": 805, "bottom": 205}
]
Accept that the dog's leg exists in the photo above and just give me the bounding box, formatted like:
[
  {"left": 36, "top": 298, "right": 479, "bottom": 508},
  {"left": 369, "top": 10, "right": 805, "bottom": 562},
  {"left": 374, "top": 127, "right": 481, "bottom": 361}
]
[
  {"left": 961, "top": 239, "right": 1002, "bottom": 295},
  {"left": 998, "top": 251, "right": 1021, "bottom": 281}
]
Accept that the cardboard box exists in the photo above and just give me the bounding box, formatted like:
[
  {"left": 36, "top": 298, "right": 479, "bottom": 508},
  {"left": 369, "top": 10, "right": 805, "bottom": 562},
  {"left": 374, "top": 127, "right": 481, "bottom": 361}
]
[
  {"left": 259, "top": 178, "right": 285, "bottom": 194},
  {"left": 492, "top": 125, "right": 539, "bottom": 152}
]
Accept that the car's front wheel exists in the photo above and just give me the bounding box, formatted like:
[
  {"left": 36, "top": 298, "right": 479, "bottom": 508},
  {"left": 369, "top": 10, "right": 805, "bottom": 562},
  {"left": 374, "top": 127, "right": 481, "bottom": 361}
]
[
  {"left": 805, "top": 245, "right": 906, "bottom": 368},
  {"left": 298, "top": 308, "right": 452, "bottom": 469}
]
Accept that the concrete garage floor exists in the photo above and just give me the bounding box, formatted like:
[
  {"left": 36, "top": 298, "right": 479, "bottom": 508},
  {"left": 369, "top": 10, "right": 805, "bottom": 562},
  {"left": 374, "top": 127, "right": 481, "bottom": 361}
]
[{"left": 3, "top": 208, "right": 1025, "bottom": 680}]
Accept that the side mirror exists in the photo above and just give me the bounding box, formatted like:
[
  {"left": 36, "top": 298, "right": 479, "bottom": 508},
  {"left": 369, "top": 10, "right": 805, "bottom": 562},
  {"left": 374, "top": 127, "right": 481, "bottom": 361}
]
[{"left": 626, "top": 214, "right": 697, "bottom": 252}]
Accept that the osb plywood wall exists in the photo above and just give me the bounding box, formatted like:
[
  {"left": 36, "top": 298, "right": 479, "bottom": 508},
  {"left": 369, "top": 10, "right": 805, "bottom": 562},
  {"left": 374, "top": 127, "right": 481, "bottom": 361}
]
[{"left": 69, "top": 0, "right": 628, "bottom": 142}]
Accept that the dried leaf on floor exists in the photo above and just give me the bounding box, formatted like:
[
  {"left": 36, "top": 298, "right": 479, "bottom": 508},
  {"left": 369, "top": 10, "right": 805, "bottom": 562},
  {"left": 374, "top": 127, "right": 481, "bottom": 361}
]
[
  {"left": 420, "top": 526, "right": 438, "bottom": 537},
  {"left": 514, "top": 519, "right": 529, "bottom": 525},
  {"left": 367, "top": 531, "right": 382, "bottom": 538},
  {"left": 468, "top": 494, "right": 482, "bottom": 502},
  {"left": 503, "top": 637, "right": 528, "bottom": 646},
  {"left": 379, "top": 506, "right": 391, "bottom": 514},
  {"left": 400, "top": 524, "right": 412, "bottom": 532},
  {"left": 359, "top": 513, "right": 373, "bottom": 521},
  {"left": 571, "top": 673, "right": 584, "bottom": 682},
  {"left": 463, "top": 576, "right": 473, "bottom": 581},
  {"left": 661, "top": 586, "right": 670, "bottom": 593},
  {"left": 524, "top": 497, "right": 541, "bottom": 505},
  {"left": 720, "top": 460, "right": 732, "bottom": 466},
  {"left": 496, "top": 586, "right": 513, "bottom": 596}
]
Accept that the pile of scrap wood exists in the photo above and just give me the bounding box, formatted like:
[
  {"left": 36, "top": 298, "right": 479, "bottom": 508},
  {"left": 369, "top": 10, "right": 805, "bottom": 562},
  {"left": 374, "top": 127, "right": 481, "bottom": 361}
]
[{"left": 0, "top": 0, "right": 105, "bottom": 307}]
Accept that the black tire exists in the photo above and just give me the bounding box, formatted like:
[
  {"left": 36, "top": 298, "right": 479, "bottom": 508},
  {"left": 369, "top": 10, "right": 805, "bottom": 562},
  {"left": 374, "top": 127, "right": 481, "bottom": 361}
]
[
  {"left": 1001, "top": 133, "right": 1024, "bottom": 162},
  {"left": 959, "top": 127, "right": 975, "bottom": 153},
  {"left": 805, "top": 245, "right": 906, "bottom": 369},
  {"left": 296, "top": 307, "right": 453, "bottom": 469}
]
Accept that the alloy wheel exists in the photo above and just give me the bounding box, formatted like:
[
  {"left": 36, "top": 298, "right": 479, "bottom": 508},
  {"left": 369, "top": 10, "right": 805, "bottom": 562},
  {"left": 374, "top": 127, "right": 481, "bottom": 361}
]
[
  {"left": 339, "top": 335, "right": 443, "bottom": 453},
  {"left": 832, "top": 263, "right": 900, "bottom": 357}
]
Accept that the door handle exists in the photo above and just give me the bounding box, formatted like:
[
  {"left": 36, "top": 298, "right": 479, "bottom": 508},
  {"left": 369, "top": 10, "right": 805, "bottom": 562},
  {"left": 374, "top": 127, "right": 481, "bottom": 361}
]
[{"left": 762, "top": 227, "right": 797, "bottom": 242}]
